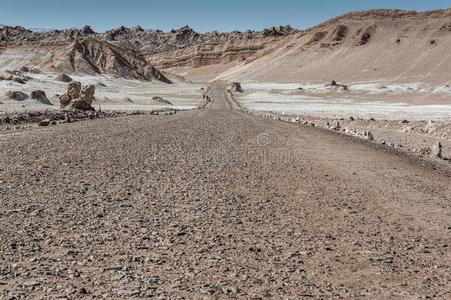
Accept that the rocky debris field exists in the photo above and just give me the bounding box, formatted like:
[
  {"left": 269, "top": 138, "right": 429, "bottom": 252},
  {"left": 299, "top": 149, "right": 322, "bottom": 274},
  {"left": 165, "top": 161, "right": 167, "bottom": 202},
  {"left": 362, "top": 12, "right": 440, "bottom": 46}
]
[
  {"left": 253, "top": 111, "right": 451, "bottom": 165},
  {"left": 0, "top": 108, "right": 178, "bottom": 131},
  {"left": 0, "top": 86, "right": 450, "bottom": 299}
]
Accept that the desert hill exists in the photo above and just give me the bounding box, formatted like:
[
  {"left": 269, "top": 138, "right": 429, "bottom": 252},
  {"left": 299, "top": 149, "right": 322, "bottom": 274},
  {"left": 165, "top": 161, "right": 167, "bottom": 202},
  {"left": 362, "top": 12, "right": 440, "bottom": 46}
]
[
  {"left": 0, "top": 25, "right": 296, "bottom": 82},
  {"left": 215, "top": 9, "right": 451, "bottom": 84},
  {"left": 0, "top": 37, "right": 171, "bottom": 83},
  {"left": 40, "top": 38, "right": 171, "bottom": 82}
]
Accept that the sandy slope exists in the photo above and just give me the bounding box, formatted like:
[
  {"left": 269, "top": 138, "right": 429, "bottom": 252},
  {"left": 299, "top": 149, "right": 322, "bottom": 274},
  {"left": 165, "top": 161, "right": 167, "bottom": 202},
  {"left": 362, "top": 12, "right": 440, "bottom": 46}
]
[{"left": 216, "top": 9, "right": 451, "bottom": 85}]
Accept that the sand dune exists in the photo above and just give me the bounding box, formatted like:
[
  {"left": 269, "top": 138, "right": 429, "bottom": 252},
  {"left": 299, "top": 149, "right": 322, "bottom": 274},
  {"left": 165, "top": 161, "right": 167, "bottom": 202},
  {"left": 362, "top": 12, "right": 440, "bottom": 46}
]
[{"left": 215, "top": 9, "right": 451, "bottom": 84}]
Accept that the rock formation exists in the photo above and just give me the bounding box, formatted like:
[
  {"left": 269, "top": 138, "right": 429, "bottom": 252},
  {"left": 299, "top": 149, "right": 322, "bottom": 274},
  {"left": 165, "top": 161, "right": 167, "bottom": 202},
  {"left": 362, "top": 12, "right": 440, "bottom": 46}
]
[
  {"left": 71, "top": 85, "right": 95, "bottom": 110},
  {"left": 59, "top": 81, "right": 95, "bottom": 111},
  {"left": 36, "top": 38, "right": 172, "bottom": 82}
]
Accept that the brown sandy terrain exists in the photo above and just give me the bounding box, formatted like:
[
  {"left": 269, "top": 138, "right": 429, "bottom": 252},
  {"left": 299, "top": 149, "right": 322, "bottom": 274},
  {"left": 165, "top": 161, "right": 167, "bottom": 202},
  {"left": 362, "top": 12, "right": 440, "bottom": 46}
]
[
  {"left": 1, "top": 85, "right": 450, "bottom": 299},
  {"left": 216, "top": 9, "right": 451, "bottom": 85},
  {"left": 1, "top": 8, "right": 451, "bottom": 299}
]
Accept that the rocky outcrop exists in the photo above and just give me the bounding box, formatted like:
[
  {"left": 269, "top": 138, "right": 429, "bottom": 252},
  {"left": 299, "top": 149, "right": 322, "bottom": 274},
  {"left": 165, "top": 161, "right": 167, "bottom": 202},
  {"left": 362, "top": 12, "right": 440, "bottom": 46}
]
[
  {"left": 356, "top": 26, "right": 376, "bottom": 46},
  {"left": 40, "top": 38, "right": 172, "bottom": 82},
  {"left": 71, "top": 85, "right": 95, "bottom": 110},
  {"left": 59, "top": 81, "right": 95, "bottom": 111},
  {"left": 0, "top": 26, "right": 31, "bottom": 42},
  {"left": 263, "top": 26, "right": 296, "bottom": 37},
  {"left": 332, "top": 25, "right": 348, "bottom": 41}
]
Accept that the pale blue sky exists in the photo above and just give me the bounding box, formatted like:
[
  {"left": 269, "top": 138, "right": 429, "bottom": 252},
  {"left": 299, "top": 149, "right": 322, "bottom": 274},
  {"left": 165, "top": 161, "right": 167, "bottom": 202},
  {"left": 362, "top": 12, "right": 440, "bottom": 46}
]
[{"left": 1, "top": 0, "right": 451, "bottom": 32}]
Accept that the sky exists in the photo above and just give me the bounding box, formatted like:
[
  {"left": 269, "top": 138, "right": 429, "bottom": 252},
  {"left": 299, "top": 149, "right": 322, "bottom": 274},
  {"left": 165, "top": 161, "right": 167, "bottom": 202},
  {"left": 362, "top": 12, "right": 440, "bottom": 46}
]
[{"left": 1, "top": 0, "right": 451, "bottom": 33}]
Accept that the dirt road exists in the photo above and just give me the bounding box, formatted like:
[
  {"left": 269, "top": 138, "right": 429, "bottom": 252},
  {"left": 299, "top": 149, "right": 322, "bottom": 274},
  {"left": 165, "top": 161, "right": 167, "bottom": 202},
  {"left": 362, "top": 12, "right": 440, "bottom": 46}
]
[{"left": 1, "top": 86, "right": 451, "bottom": 299}]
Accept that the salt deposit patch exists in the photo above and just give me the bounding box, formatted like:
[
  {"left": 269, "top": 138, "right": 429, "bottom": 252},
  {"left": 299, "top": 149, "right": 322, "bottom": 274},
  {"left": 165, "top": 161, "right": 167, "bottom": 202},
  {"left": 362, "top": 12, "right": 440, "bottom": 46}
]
[
  {"left": 0, "top": 73, "right": 202, "bottom": 113},
  {"left": 242, "top": 81, "right": 451, "bottom": 96},
  {"left": 239, "top": 82, "right": 451, "bottom": 120}
]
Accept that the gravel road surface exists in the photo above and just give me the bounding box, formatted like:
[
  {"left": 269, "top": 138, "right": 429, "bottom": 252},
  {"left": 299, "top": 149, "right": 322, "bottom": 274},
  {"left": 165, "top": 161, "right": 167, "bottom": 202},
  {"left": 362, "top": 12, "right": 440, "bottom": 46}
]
[{"left": 1, "top": 86, "right": 450, "bottom": 299}]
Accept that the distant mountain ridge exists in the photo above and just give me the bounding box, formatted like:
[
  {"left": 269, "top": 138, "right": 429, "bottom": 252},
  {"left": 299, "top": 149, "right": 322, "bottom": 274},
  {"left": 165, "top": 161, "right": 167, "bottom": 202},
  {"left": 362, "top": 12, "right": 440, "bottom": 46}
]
[{"left": 0, "top": 24, "right": 297, "bottom": 55}]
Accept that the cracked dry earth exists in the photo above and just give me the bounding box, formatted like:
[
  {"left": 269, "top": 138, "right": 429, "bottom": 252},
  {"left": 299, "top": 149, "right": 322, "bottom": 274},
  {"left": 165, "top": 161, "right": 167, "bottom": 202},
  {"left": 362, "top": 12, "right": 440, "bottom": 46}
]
[{"left": 1, "top": 86, "right": 451, "bottom": 299}]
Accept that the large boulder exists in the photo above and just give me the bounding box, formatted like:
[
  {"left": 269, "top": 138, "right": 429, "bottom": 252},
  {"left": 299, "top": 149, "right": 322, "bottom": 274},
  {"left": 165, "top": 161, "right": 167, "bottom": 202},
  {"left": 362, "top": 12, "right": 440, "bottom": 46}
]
[
  {"left": 30, "top": 90, "right": 52, "bottom": 105},
  {"left": 4, "top": 90, "right": 28, "bottom": 101}
]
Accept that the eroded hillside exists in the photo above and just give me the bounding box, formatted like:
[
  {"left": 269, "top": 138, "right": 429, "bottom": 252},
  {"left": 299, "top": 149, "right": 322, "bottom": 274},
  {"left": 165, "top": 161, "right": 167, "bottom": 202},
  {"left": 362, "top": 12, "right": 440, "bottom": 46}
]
[{"left": 216, "top": 9, "right": 451, "bottom": 84}]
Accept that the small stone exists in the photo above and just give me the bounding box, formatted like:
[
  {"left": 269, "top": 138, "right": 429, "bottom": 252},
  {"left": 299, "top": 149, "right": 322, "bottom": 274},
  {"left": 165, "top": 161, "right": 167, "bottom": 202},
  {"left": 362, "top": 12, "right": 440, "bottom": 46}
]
[
  {"left": 23, "top": 281, "right": 40, "bottom": 288},
  {"left": 55, "top": 73, "right": 73, "bottom": 82},
  {"left": 64, "top": 113, "right": 72, "bottom": 123},
  {"left": 431, "top": 141, "right": 443, "bottom": 159},
  {"left": 38, "top": 119, "right": 51, "bottom": 126},
  {"left": 117, "top": 290, "right": 141, "bottom": 297},
  {"left": 333, "top": 121, "right": 341, "bottom": 130},
  {"left": 104, "top": 265, "right": 123, "bottom": 272},
  {"left": 365, "top": 131, "right": 374, "bottom": 141}
]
